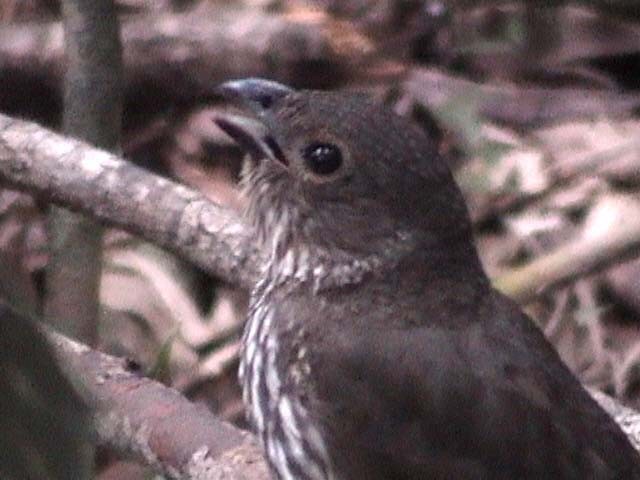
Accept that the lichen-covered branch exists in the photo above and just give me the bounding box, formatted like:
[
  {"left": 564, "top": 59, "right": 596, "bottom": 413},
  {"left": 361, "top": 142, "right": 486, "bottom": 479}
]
[{"left": 0, "top": 113, "right": 262, "bottom": 290}]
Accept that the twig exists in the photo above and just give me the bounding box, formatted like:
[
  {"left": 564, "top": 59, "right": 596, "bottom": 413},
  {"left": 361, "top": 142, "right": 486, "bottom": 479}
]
[
  {"left": 472, "top": 138, "right": 640, "bottom": 227},
  {"left": 494, "top": 213, "right": 640, "bottom": 302},
  {"left": 0, "top": 113, "right": 262, "bottom": 290}
]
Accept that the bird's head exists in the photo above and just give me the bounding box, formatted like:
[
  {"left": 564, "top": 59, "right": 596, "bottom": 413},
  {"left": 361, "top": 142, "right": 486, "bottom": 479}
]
[{"left": 215, "top": 78, "right": 481, "bottom": 289}]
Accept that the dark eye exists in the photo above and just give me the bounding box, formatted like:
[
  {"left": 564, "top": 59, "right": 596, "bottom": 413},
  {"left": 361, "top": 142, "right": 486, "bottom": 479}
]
[{"left": 301, "top": 143, "right": 343, "bottom": 175}]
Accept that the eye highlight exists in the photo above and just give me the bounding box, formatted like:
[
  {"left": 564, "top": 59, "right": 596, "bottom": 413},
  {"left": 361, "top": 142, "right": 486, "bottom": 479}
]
[{"left": 301, "top": 142, "right": 343, "bottom": 176}]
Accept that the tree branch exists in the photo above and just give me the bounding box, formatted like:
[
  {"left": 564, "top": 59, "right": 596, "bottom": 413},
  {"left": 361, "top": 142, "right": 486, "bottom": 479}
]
[
  {"left": 0, "top": 112, "right": 262, "bottom": 290},
  {"left": 48, "top": 327, "right": 270, "bottom": 479},
  {"left": 43, "top": 0, "right": 124, "bottom": 343}
]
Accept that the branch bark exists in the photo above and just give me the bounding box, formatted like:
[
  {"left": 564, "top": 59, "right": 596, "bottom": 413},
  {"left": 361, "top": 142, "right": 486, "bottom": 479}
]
[
  {"left": 0, "top": 112, "right": 262, "bottom": 290},
  {"left": 43, "top": 0, "right": 124, "bottom": 343},
  {"left": 48, "top": 327, "right": 270, "bottom": 480}
]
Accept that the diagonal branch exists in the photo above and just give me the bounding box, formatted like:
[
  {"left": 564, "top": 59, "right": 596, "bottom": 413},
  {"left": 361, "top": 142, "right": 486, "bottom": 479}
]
[
  {"left": 48, "top": 327, "right": 270, "bottom": 480},
  {"left": 0, "top": 112, "right": 262, "bottom": 290},
  {"left": 494, "top": 214, "right": 640, "bottom": 303}
]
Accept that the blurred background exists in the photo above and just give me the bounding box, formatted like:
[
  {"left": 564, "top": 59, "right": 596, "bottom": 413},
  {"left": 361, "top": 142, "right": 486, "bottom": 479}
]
[{"left": 2, "top": 1, "right": 640, "bottom": 477}]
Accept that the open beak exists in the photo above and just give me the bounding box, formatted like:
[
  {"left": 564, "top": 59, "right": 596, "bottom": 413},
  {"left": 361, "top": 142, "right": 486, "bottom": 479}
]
[{"left": 213, "top": 78, "right": 292, "bottom": 167}]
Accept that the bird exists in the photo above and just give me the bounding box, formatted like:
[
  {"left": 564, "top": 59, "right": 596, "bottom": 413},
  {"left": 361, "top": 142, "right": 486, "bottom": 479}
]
[{"left": 214, "top": 78, "right": 640, "bottom": 480}]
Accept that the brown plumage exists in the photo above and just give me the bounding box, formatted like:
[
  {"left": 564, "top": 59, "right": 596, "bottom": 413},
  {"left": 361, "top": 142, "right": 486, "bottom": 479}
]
[{"left": 215, "top": 78, "right": 640, "bottom": 480}]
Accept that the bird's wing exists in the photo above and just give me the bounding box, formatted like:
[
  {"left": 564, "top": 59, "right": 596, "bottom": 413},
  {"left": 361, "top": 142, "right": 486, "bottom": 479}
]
[{"left": 301, "top": 295, "right": 639, "bottom": 480}]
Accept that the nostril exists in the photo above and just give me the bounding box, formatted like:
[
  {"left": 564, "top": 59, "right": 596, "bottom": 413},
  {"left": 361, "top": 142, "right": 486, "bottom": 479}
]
[{"left": 257, "top": 94, "right": 273, "bottom": 109}]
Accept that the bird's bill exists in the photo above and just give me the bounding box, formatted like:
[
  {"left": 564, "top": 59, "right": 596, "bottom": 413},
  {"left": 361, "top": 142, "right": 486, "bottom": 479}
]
[
  {"left": 215, "top": 113, "right": 272, "bottom": 160},
  {"left": 214, "top": 78, "right": 292, "bottom": 167}
]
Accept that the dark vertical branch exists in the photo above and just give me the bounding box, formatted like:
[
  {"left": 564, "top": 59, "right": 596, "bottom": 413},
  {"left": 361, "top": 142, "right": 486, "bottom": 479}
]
[{"left": 44, "top": 0, "right": 123, "bottom": 344}]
